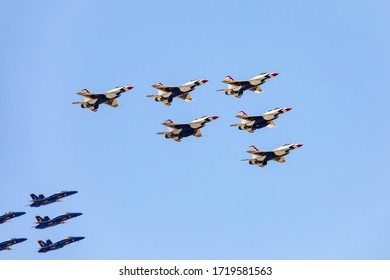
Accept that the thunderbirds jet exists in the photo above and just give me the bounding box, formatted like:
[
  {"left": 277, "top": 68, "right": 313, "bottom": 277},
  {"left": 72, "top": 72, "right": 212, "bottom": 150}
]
[
  {"left": 0, "top": 211, "right": 26, "bottom": 224},
  {"left": 35, "top": 212, "right": 83, "bottom": 229},
  {"left": 157, "top": 116, "right": 219, "bottom": 142},
  {"left": 72, "top": 86, "right": 134, "bottom": 112},
  {"left": 147, "top": 79, "right": 208, "bottom": 106},
  {"left": 0, "top": 238, "right": 27, "bottom": 251},
  {"left": 242, "top": 144, "right": 303, "bottom": 168},
  {"left": 231, "top": 107, "right": 292, "bottom": 133},
  {"left": 29, "top": 190, "right": 78, "bottom": 207},
  {"left": 218, "top": 72, "right": 279, "bottom": 98},
  {"left": 38, "top": 236, "right": 85, "bottom": 253}
]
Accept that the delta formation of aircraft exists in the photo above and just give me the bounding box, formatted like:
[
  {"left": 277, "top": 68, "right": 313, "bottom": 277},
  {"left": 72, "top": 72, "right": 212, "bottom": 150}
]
[
  {"left": 157, "top": 116, "right": 219, "bottom": 142},
  {"left": 29, "top": 190, "right": 78, "bottom": 207},
  {"left": 0, "top": 238, "right": 27, "bottom": 251},
  {"left": 34, "top": 212, "right": 83, "bottom": 229},
  {"left": 0, "top": 211, "right": 26, "bottom": 224},
  {"left": 38, "top": 236, "right": 85, "bottom": 253}
]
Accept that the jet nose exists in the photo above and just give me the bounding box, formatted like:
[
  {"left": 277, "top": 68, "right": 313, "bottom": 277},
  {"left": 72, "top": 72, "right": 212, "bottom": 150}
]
[
  {"left": 70, "top": 191, "right": 78, "bottom": 195},
  {"left": 272, "top": 72, "right": 279, "bottom": 76},
  {"left": 20, "top": 238, "right": 27, "bottom": 242},
  {"left": 211, "top": 116, "right": 219, "bottom": 120},
  {"left": 74, "top": 213, "right": 83, "bottom": 217},
  {"left": 201, "top": 79, "right": 208, "bottom": 84},
  {"left": 126, "top": 86, "right": 133, "bottom": 90},
  {"left": 296, "top": 144, "right": 303, "bottom": 148},
  {"left": 77, "top": 237, "right": 85, "bottom": 241},
  {"left": 285, "top": 108, "right": 292, "bottom": 111}
]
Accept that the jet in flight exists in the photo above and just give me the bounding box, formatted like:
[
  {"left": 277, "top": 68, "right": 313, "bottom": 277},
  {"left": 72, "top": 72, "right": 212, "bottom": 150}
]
[
  {"left": 72, "top": 86, "right": 134, "bottom": 112},
  {"left": 242, "top": 144, "right": 303, "bottom": 168},
  {"left": 0, "top": 212, "right": 26, "bottom": 224},
  {"left": 147, "top": 79, "right": 208, "bottom": 106},
  {"left": 29, "top": 190, "right": 78, "bottom": 207},
  {"left": 231, "top": 107, "right": 292, "bottom": 133},
  {"left": 0, "top": 238, "right": 27, "bottom": 251},
  {"left": 38, "top": 236, "right": 85, "bottom": 253},
  {"left": 157, "top": 116, "right": 219, "bottom": 142},
  {"left": 35, "top": 212, "right": 83, "bottom": 229},
  {"left": 218, "top": 72, "right": 279, "bottom": 98}
]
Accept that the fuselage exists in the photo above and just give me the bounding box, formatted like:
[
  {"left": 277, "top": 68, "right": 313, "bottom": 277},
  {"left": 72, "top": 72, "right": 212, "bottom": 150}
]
[
  {"left": 0, "top": 212, "right": 26, "bottom": 224},
  {"left": 35, "top": 213, "right": 82, "bottom": 229},
  {"left": 38, "top": 237, "right": 85, "bottom": 253},
  {"left": 0, "top": 238, "right": 27, "bottom": 251},
  {"left": 30, "top": 191, "right": 78, "bottom": 207}
]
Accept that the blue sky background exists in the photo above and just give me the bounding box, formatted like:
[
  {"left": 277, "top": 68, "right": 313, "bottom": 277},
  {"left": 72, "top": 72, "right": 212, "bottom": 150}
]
[{"left": 0, "top": 0, "right": 389, "bottom": 260}]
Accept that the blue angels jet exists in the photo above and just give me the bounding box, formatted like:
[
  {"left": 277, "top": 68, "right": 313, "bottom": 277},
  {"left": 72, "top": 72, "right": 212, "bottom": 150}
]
[
  {"left": 29, "top": 190, "right": 78, "bottom": 207},
  {"left": 0, "top": 238, "right": 27, "bottom": 251},
  {"left": 0, "top": 211, "right": 26, "bottom": 224},
  {"left": 35, "top": 212, "right": 83, "bottom": 229},
  {"left": 38, "top": 236, "right": 85, "bottom": 253}
]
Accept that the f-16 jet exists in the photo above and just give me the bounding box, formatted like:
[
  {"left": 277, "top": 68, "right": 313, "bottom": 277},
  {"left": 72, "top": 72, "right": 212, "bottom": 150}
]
[
  {"left": 218, "top": 72, "right": 278, "bottom": 98},
  {"left": 72, "top": 86, "right": 134, "bottom": 112},
  {"left": 35, "top": 212, "right": 83, "bottom": 229},
  {"left": 242, "top": 144, "right": 303, "bottom": 168},
  {"left": 157, "top": 116, "right": 219, "bottom": 142},
  {"left": 38, "top": 236, "right": 85, "bottom": 253},
  {"left": 147, "top": 79, "right": 208, "bottom": 106},
  {"left": 29, "top": 190, "right": 78, "bottom": 207},
  {"left": 231, "top": 107, "right": 292, "bottom": 133},
  {"left": 0, "top": 211, "right": 26, "bottom": 224},
  {"left": 0, "top": 238, "right": 27, "bottom": 251}
]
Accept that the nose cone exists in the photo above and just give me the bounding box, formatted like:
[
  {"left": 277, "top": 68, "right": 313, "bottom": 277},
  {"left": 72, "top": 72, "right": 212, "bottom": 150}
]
[
  {"left": 272, "top": 72, "right": 279, "bottom": 77},
  {"left": 73, "top": 213, "right": 83, "bottom": 217},
  {"left": 296, "top": 144, "right": 303, "bottom": 148},
  {"left": 75, "top": 237, "right": 85, "bottom": 241},
  {"left": 211, "top": 116, "right": 219, "bottom": 120},
  {"left": 19, "top": 238, "right": 27, "bottom": 242},
  {"left": 69, "top": 191, "right": 78, "bottom": 195},
  {"left": 285, "top": 108, "right": 292, "bottom": 111},
  {"left": 201, "top": 79, "right": 208, "bottom": 84},
  {"left": 126, "top": 86, "right": 133, "bottom": 90}
]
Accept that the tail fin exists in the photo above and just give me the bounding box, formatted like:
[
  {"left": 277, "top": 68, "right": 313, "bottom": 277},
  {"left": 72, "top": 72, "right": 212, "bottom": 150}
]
[
  {"left": 45, "top": 239, "right": 53, "bottom": 246},
  {"left": 223, "top": 75, "right": 234, "bottom": 82},
  {"left": 43, "top": 216, "right": 50, "bottom": 221},
  {"left": 30, "top": 194, "right": 39, "bottom": 200},
  {"left": 151, "top": 82, "right": 164, "bottom": 88},
  {"left": 248, "top": 145, "right": 259, "bottom": 152},
  {"left": 38, "top": 240, "right": 46, "bottom": 248},
  {"left": 81, "top": 89, "right": 90, "bottom": 94},
  {"left": 35, "top": 216, "right": 44, "bottom": 223},
  {"left": 38, "top": 194, "right": 45, "bottom": 199},
  {"left": 164, "top": 119, "right": 173, "bottom": 124},
  {"left": 236, "top": 111, "right": 248, "bottom": 117}
]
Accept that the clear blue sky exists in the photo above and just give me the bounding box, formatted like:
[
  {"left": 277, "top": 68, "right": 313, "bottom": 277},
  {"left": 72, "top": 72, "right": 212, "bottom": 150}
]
[{"left": 0, "top": 0, "right": 389, "bottom": 260}]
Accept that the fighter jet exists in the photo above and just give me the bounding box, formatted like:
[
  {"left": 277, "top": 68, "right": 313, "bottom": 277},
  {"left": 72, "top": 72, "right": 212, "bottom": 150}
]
[
  {"left": 0, "top": 238, "right": 27, "bottom": 251},
  {"left": 0, "top": 211, "right": 26, "bottom": 224},
  {"left": 72, "top": 86, "right": 134, "bottom": 112},
  {"left": 242, "top": 144, "right": 303, "bottom": 168},
  {"left": 147, "top": 79, "right": 208, "bottom": 106},
  {"left": 157, "top": 116, "right": 219, "bottom": 142},
  {"left": 29, "top": 190, "right": 78, "bottom": 207},
  {"left": 218, "top": 72, "right": 279, "bottom": 98},
  {"left": 35, "top": 212, "right": 83, "bottom": 229},
  {"left": 231, "top": 107, "right": 292, "bottom": 133},
  {"left": 38, "top": 236, "right": 85, "bottom": 253}
]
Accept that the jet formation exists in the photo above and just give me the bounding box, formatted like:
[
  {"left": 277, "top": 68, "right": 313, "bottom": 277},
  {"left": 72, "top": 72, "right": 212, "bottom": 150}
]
[
  {"left": 34, "top": 212, "right": 83, "bottom": 229},
  {"left": 241, "top": 144, "right": 303, "bottom": 168},
  {"left": 29, "top": 190, "right": 78, "bottom": 207},
  {"left": 147, "top": 79, "right": 208, "bottom": 106},
  {"left": 0, "top": 238, "right": 27, "bottom": 251},
  {"left": 157, "top": 116, "right": 219, "bottom": 142},
  {"left": 38, "top": 236, "right": 85, "bottom": 253},
  {"left": 72, "top": 86, "right": 134, "bottom": 112},
  {"left": 0, "top": 211, "right": 26, "bottom": 224},
  {"left": 218, "top": 72, "right": 279, "bottom": 98},
  {"left": 231, "top": 107, "right": 292, "bottom": 133}
]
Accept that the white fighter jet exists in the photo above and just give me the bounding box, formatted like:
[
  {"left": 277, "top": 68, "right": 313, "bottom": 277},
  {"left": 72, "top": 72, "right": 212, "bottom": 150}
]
[
  {"left": 157, "top": 116, "right": 219, "bottom": 142},
  {"left": 147, "top": 79, "right": 208, "bottom": 106},
  {"left": 72, "top": 86, "right": 134, "bottom": 112},
  {"left": 242, "top": 144, "right": 303, "bottom": 168},
  {"left": 218, "top": 72, "right": 279, "bottom": 98},
  {"left": 231, "top": 107, "right": 292, "bottom": 133}
]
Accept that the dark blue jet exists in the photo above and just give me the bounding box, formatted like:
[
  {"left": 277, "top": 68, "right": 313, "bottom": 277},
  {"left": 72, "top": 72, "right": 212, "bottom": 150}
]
[
  {"left": 0, "top": 211, "right": 26, "bottom": 224},
  {"left": 35, "top": 212, "right": 83, "bottom": 229},
  {"left": 29, "top": 190, "right": 78, "bottom": 207},
  {"left": 38, "top": 236, "right": 85, "bottom": 253},
  {"left": 0, "top": 238, "right": 27, "bottom": 251}
]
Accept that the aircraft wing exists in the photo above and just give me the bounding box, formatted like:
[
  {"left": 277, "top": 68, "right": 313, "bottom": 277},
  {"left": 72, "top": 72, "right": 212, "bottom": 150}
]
[
  {"left": 162, "top": 122, "right": 190, "bottom": 129},
  {"left": 236, "top": 115, "right": 263, "bottom": 121},
  {"left": 247, "top": 150, "right": 274, "bottom": 157},
  {"left": 222, "top": 79, "right": 248, "bottom": 85},
  {"left": 177, "top": 93, "right": 192, "bottom": 102},
  {"left": 76, "top": 92, "right": 100, "bottom": 98},
  {"left": 103, "top": 99, "right": 118, "bottom": 108},
  {"left": 152, "top": 85, "right": 179, "bottom": 92}
]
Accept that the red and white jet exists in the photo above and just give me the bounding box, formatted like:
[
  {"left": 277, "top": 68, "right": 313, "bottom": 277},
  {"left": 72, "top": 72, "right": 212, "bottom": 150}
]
[
  {"left": 242, "top": 144, "right": 303, "bottom": 168},
  {"left": 72, "top": 86, "right": 134, "bottom": 112},
  {"left": 231, "top": 107, "right": 292, "bottom": 133},
  {"left": 218, "top": 72, "right": 279, "bottom": 98},
  {"left": 147, "top": 79, "right": 208, "bottom": 106}
]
